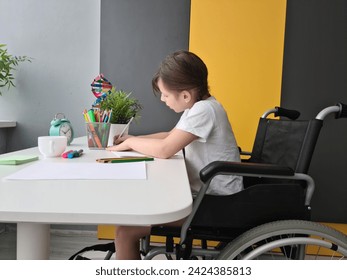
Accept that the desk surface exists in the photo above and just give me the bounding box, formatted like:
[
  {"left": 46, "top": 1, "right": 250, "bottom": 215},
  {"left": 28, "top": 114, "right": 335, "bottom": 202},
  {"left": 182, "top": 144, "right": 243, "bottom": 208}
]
[{"left": 0, "top": 137, "right": 192, "bottom": 226}]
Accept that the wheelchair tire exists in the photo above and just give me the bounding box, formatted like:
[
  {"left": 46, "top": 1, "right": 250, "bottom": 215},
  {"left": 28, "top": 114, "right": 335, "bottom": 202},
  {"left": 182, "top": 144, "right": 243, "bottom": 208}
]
[{"left": 217, "top": 220, "right": 347, "bottom": 260}]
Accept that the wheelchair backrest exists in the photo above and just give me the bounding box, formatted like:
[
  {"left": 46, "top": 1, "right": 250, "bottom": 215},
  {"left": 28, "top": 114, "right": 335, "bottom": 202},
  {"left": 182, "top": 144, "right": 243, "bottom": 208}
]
[{"left": 249, "top": 118, "right": 323, "bottom": 174}]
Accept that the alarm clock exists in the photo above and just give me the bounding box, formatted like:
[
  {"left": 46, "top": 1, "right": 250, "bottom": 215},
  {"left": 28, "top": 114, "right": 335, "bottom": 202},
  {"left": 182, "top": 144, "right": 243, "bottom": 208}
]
[{"left": 49, "top": 113, "right": 74, "bottom": 145}]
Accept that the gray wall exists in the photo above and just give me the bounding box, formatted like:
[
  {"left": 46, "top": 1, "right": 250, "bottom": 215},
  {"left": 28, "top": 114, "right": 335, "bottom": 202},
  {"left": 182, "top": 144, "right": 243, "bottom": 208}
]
[
  {"left": 0, "top": 0, "right": 191, "bottom": 150},
  {"left": 281, "top": 0, "right": 347, "bottom": 223},
  {"left": 100, "top": 0, "right": 191, "bottom": 135},
  {"left": 0, "top": 0, "right": 100, "bottom": 152}
]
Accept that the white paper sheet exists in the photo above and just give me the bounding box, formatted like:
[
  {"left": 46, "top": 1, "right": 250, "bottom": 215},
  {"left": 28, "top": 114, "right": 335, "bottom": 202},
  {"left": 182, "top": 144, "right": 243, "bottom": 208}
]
[
  {"left": 111, "top": 151, "right": 149, "bottom": 158},
  {"left": 4, "top": 161, "right": 147, "bottom": 180}
]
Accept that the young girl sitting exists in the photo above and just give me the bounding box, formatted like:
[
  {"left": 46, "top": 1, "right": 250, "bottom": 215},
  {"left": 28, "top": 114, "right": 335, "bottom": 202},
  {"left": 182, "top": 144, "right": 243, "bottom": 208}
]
[{"left": 106, "top": 50, "right": 243, "bottom": 259}]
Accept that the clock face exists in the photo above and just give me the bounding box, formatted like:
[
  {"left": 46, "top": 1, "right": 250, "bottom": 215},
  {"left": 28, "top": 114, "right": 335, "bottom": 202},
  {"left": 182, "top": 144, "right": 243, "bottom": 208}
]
[{"left": 59, "top": 122, "right": 73, "bottom": 144}]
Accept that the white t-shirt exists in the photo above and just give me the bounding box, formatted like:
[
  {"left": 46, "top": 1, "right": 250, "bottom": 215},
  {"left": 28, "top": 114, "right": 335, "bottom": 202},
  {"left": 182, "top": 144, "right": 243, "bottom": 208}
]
[{"left": 175, "top": 96, "right": 243, "bottom": 195}]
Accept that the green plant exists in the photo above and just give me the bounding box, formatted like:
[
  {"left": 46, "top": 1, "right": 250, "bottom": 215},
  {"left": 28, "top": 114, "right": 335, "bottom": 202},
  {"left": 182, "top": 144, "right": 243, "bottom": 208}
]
[
  {"left": 99, "top": 89, "right": 142, "bottom": 124},
  {"left": 0, "top": 44, "right": 31, "bottom": 95}
]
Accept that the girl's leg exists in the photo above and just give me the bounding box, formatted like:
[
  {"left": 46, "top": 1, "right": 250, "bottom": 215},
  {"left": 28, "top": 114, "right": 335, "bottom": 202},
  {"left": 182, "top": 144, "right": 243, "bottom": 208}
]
[
  {"left": 115, "top": 226, "right": 151, "bottom": 260},
  {"left": 114, "top": 219, "right": 186, "bottom": 260}
]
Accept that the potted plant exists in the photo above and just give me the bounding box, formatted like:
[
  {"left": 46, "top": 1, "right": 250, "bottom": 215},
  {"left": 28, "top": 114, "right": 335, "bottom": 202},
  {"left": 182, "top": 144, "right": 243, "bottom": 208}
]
[
  {"left": 0, "top": 44, "right": 31, "bottom": 95},
  {"left": 99, "top": 89, "right": 142, "bottom": 124},
  {"left": 99, "top": 89, "right": 142, "bottom": 146}
]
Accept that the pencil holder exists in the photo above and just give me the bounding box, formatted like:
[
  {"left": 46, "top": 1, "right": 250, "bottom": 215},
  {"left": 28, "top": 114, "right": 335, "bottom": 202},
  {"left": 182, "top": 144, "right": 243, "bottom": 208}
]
[
  {"left": 86, "top": 122, "right": 111, "bottom": 149},
  {"left": 107, "top": 123, "right": 129, "bottom": 146}
]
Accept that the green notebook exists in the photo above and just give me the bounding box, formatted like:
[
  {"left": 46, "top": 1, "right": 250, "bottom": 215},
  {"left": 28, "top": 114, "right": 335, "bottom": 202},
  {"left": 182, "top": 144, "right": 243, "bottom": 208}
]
[{"left": 0, "top": 155, "right": 39, "bottom": 165}]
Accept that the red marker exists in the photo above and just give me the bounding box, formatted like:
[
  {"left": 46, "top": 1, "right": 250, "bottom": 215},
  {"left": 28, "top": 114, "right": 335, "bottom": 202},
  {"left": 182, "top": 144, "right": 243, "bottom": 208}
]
[{"left": 61, "top": 150, "right": 73, "bottom": 158}]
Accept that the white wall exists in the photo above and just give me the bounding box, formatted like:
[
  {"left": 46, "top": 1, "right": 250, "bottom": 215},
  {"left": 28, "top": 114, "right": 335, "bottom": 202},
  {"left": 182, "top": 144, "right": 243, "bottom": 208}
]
[{"left": 0, "top": 0, "right": 100, "bottom": 151}]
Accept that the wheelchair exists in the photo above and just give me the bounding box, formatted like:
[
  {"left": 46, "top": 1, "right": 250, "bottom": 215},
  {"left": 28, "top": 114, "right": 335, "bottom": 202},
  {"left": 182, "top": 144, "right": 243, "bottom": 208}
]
[{"left": 69, "top": 102, "right": 347, "bottom": 260}]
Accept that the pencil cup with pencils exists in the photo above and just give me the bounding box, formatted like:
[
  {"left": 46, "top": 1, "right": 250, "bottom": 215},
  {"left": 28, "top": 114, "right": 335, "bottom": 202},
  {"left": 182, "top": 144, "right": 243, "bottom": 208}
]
[{"left": 86, "top": 122, "right": 111, "bottom": 149}]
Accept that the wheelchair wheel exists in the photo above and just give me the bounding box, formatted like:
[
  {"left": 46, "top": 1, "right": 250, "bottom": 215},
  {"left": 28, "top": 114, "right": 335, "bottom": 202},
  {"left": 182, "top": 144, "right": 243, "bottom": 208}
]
[{"left": 217, "top": 220, "right": 347, "bottom": 260}]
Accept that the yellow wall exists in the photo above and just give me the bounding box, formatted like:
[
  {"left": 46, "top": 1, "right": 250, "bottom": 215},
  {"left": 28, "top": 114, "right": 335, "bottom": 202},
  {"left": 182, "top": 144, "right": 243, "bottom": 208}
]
[{"left": 190, "top": 0, "right": 287, "bottom": 151}]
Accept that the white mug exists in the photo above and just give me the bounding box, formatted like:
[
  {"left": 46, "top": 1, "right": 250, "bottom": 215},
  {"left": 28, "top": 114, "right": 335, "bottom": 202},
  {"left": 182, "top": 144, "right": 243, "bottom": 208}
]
[{"left": 38, "top": 136, "right": 67, "bottom": 157}]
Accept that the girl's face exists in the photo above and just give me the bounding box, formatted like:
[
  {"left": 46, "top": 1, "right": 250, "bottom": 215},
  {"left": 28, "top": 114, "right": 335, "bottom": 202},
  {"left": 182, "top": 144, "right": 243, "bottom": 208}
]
[{"left": 157, "top": 78, "right": 192, "bottom": 113}]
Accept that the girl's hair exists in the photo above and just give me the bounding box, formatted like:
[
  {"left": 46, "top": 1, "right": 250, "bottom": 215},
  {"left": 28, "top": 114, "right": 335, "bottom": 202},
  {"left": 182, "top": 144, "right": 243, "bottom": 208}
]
[{"left": 152, "top": 50, "right": 210, "bottom": 100}]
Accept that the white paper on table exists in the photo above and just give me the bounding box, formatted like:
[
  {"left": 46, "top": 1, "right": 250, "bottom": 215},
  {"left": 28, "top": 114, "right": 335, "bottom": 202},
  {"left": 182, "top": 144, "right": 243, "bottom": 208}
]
[
  {"left": 4, "top": 161, "right": 147, "bottom": 180},
  {"left": 111, "top": 151, "right": 149, "bottom": 158}
]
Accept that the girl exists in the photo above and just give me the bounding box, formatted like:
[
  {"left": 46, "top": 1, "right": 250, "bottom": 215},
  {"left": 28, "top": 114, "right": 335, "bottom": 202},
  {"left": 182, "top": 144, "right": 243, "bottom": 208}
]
[{"left": 106, "top": 50, "right": 243, "bottom": 259}]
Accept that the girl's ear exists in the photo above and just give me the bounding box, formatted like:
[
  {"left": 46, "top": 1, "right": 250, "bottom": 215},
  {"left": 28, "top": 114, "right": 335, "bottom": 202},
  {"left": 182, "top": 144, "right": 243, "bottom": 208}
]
[{"left": 182, "top": 90, "right": 192, "bottom": 103}]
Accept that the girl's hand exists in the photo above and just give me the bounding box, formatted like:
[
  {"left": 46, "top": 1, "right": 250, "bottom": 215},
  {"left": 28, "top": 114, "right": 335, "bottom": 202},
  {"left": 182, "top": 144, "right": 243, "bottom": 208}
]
[
  {"left": 112, "top": 134, "right": 133, "bottom": 145},
  {"left": 106, "top": 138, "right": 132, "bottom": 151}
]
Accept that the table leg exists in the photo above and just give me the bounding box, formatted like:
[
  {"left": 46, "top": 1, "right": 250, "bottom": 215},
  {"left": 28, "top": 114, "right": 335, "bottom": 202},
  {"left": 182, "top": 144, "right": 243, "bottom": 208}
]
[{"left": 17, "top": 223, "right": 50, "bottom": 260}]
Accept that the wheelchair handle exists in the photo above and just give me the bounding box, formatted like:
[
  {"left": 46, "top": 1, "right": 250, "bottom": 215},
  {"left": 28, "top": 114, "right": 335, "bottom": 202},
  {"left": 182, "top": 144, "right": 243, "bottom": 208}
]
[
  {"left": 336, "top": 103, "right": 347, "bottom": 119},
  {"left": 262, "top": 107, "right": 300, "bottom": 120},
  {"left": 316, "top": 102, "right": 347, "bottom": 120}
]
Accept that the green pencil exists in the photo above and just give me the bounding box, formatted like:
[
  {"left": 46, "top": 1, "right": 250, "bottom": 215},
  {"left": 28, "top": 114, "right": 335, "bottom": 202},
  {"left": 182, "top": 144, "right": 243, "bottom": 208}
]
[
  {"left": 96, "top": 157, "right": 154, "bottom": 163},
  {"left": 110, "top": 158, "right": 154, "bottom": 163}
]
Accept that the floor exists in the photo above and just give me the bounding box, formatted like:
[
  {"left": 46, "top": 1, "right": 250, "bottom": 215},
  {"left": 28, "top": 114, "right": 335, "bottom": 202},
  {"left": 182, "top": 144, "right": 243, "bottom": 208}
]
[
  {"left": 0, "top": 224, "right": 114, "bottom": 260},
  {"left": 0, "top": 224, "right": 169, "bottom": 260},
  {"left": 1, "top": 225, "right": 338, "bottom": 260}
]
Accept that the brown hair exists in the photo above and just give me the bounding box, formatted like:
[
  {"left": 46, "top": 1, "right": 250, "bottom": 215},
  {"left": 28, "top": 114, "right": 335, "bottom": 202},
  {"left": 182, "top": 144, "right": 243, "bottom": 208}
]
[{"left": 152, "top": 50, "right": 210, "bottom": 100}]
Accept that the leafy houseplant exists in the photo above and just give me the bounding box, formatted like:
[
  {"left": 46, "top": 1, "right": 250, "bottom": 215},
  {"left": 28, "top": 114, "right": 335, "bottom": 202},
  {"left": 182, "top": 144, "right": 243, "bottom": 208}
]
[
  {"left": 0, "top": 44, "right": 31, "bottom": 95},
  {"left": 98, "top": 89, "right": 142, "bottom": 146},
  {"left": 99, "top": 89, "right": 142, "bottom": 124}
]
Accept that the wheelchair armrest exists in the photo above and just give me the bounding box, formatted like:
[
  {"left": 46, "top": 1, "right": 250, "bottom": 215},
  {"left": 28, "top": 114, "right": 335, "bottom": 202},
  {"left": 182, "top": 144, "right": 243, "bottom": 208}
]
[{"left": 199, "top": 161, "right": 294, "bottom": 183}]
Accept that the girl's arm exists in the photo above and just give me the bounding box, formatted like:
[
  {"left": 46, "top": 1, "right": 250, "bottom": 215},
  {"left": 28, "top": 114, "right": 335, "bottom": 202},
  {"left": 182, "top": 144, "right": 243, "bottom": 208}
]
[
  {"left": 112, "top": 131, "right": 170, "bottom": 145},
  {"left": 136, "top": 131, "right": 170, "bottom": 139},
  {"left": 113, "top": 131, "right": 171, "bottom": 145},
  {"left": 107, "top": 128, "right": 198, "bottom": 159}
]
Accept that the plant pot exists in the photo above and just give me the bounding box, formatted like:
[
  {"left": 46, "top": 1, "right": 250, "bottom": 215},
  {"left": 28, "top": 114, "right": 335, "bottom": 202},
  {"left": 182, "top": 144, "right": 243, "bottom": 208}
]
[{"left": 107, "top": 123, "right": 129, "bottom": 146}]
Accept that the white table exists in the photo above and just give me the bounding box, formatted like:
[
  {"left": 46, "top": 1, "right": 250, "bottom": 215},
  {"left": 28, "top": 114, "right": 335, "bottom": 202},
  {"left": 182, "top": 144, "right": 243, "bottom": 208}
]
[{"left": 0, "top": 137, "right": 192, "bottom": 259}]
